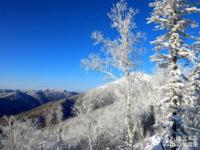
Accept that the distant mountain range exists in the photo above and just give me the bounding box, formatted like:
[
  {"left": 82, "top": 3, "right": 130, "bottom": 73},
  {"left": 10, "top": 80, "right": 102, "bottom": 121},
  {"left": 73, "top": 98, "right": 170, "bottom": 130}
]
[{"left": 0, "top": 89, "right": 78, "bottom": 117}]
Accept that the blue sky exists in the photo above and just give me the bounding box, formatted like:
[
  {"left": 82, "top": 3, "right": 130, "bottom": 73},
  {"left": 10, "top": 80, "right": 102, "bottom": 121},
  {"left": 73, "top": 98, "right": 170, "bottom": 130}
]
[{"left": 0, "top": 0, "right": 198, "bottom": 92}]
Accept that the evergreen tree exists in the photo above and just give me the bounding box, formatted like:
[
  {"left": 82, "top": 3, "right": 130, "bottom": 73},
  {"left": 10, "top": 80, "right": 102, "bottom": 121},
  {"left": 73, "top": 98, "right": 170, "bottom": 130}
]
[
  {"left": 147, "top": 0, "right": 200, "bottom": 149},
  {"left": 186, "top": 41, "right": 200, "bottom": 134}
]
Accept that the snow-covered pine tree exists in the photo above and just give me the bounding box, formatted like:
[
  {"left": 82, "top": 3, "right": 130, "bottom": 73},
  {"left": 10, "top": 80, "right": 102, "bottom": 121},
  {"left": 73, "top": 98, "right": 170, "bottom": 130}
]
[
  {"left": 186, "top": 41, "right": 200, "bottom": 135},
  {"left": 186, "top": 64, "right": 200, "bottom": 135},
  {"left": 190, "top": 64, "right": 200, "bottom": 107},
  {"left": 147, "top": 0, "right": 200, "bottom": 148},
  {"left": 190, "top": 41, "right": 200, "bottom": 107},
  {"left": 81, "top": 0, "right": 144, "bottom": 148}
]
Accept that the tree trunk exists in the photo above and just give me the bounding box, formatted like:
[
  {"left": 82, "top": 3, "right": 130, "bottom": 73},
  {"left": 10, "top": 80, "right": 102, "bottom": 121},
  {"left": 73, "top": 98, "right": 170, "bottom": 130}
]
[{"left": 125, "top": 74, "right": 134, "bottom": 148}]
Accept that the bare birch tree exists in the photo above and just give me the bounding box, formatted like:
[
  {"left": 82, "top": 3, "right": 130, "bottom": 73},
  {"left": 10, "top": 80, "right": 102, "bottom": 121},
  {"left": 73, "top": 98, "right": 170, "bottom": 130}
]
[{"left": 81, "top": 0, "right": 144, "bottom": 148}]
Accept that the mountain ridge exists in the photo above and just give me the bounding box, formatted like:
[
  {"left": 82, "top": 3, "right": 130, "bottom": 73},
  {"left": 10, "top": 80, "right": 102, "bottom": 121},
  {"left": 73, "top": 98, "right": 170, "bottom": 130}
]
[{"left": 0, "top": 89, "right": 78, "bottom": 117}]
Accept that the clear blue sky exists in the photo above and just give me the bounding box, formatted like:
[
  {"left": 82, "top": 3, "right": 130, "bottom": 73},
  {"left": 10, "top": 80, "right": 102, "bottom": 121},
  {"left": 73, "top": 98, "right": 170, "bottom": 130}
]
[{"left": 0, "top": 0, "right": 198, "bottom": 92}]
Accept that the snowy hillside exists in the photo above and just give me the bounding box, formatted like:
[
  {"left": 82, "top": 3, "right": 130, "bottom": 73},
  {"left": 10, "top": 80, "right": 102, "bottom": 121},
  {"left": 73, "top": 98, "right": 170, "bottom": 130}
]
[
  {"left": 76, "top": 72, "right": 154, "bottom": 113},
  {"left": 61, "top": 73, "right": 157, "bottom": 149},
  {"left": 0, "top": 73, "right": 158, "bottom": 149}
]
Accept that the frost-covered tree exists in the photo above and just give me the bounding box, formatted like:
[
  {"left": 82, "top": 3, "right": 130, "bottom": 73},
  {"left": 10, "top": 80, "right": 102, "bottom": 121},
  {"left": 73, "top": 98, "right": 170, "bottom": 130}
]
[
  {"left": 190, "top": 41, "right": 200, "bottom": 107},
  {"left": 184, "top": 41, "right": 200, "bottom": 138},
  {"left": 81, "top": 0, "right": 143, "bottom": 147},
  {"left": 1, "top": 116, "right": 18, "bottom": 150},
  {"left": 54, "top": 105, "right": 68, "bottom": 150},
  {"left": 190, "top": 64, "right": 200, "bottom": 106},
  {"left": 0, "top": 116, "right": 37, "bottom": 150},
  {"left": 148, "top": 0, "right": 200, "bottom": 148}
]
